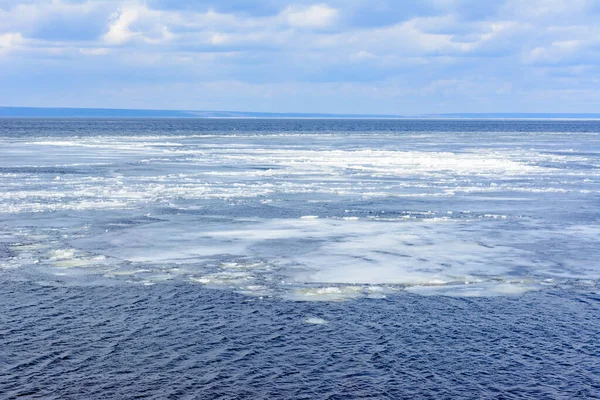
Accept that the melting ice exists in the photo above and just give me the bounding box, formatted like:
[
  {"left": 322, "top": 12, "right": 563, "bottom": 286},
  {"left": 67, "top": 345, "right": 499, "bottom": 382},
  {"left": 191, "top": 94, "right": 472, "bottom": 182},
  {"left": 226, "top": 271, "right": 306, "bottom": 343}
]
[{"left": 1, "top": 119, "right": 599, "bottom": 299}]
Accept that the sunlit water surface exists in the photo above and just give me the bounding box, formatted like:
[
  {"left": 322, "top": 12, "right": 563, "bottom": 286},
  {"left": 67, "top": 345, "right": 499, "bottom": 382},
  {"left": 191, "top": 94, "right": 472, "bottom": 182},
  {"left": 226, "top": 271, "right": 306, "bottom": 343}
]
[{"left": 1, "top": 119, "right": 599, "bottom": 398}]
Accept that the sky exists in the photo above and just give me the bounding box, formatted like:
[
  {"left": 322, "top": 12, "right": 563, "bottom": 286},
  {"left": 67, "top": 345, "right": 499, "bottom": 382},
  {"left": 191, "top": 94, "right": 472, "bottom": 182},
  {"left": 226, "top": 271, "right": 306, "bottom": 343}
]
[{"left": 1, "top": 0, "right": 599, "bottom": 114}]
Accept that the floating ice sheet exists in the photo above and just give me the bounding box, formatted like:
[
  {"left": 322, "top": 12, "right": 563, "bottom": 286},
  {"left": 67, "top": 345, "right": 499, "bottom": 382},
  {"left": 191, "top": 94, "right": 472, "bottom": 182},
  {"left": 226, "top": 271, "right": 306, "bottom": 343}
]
[
  {"left": 406, "top": 282, "right": 538, "bottom": 297},
  {"left": 1, "top": 125, "right": 599, "bottom": 300}
]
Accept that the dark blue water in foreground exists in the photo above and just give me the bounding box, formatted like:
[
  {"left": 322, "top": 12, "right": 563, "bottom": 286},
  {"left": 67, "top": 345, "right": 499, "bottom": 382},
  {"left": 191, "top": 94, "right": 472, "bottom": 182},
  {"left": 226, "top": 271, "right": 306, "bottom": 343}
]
[
  {"left": 1, "top": 119, "right": 600, "bottom": 398},
  {"left": 2, "top": 282, "right": 599, "bottom": 399}
]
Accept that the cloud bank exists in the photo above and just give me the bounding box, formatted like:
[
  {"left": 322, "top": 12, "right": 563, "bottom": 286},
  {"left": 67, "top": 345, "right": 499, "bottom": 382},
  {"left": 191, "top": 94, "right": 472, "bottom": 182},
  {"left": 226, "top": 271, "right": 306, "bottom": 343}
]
[{"left": 1, "top": 0, "right": 599, "bottom": 113}]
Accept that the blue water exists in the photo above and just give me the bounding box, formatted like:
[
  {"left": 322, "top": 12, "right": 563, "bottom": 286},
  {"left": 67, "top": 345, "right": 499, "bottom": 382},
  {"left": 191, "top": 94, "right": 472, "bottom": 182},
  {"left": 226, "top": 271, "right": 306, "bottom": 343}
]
[{"left": 1, "top": 119, "right": 599, "bottom": 398}]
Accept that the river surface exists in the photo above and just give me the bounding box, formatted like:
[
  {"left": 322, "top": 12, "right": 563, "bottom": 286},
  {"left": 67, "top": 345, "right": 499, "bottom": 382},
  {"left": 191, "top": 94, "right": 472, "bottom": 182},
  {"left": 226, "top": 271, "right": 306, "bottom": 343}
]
[{"left": 1, "top": 119, "right": 599, "bottom": 398}]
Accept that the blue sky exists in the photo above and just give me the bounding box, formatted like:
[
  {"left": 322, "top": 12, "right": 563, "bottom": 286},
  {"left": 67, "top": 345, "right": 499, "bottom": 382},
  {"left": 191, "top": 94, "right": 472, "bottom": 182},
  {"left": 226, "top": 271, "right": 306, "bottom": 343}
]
[{"left": 1, "top": 0, "right": 599, "bottom": 114}]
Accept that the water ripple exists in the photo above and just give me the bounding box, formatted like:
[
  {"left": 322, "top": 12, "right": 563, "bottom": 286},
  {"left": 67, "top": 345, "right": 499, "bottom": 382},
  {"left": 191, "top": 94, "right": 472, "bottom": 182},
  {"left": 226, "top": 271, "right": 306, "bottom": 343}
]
[{"left": 1, "top": 281, "right": 599, "bottom": 398}]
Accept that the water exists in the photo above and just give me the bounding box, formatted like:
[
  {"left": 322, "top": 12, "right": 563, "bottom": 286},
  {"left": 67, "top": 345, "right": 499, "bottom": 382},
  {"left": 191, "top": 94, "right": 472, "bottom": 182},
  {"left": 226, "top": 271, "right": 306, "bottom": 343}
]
[{"left": 1, "top": 118, "right": 599, "bottom": 398}]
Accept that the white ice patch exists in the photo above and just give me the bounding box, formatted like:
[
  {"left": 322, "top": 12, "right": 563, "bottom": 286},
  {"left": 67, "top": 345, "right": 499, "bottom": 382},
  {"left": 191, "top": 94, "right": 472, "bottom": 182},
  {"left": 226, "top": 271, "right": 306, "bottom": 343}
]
[
  {"left": 10, "top": 243, "right": 50, "bottom": 252},
  {"left": 406, "top": 282, "right": 537, "bottom": 297},
  {"left": 45, "top": 249, "right": 108, "bottom": 268},
  {"left": 64, "top": 213, "right": 599, "bottom": 300},
  {"left": 286, "top": 286, "right": 364, "bottom": 302},
  {"left": 190, "top": 271, "right": 254, "bottom": 287},
  {"left": 48, "top": 249, "right": 78, "bottom": 260},
  {"left": 304, "top": 317, "right": 328, "bottom": 325}
]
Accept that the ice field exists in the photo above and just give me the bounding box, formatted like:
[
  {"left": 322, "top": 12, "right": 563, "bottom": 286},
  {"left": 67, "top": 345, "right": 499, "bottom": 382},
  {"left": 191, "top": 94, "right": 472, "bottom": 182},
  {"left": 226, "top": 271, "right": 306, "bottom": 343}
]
[{"left": 1, "top": 119, "right": 599, "bottom": 299}]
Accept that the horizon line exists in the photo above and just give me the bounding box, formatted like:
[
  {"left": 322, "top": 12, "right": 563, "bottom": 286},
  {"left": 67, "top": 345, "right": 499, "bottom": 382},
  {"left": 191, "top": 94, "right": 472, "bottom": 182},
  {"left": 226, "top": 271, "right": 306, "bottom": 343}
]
[{"left": 2, "top": 106, "right": 600, "bottom": 120}]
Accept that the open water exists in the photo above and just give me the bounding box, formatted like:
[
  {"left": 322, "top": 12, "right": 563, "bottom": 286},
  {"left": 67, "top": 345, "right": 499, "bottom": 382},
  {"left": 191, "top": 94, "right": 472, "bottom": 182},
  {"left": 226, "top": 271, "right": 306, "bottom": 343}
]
[{"left": 1, "top": 119, "right": 599, "bottom": 398}]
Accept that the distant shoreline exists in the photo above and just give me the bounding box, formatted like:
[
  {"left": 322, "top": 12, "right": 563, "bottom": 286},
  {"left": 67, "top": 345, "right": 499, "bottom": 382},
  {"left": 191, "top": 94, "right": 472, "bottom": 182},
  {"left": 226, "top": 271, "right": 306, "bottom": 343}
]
[{"left": 2, "top": 107, "right": 600, "bottom": 120}]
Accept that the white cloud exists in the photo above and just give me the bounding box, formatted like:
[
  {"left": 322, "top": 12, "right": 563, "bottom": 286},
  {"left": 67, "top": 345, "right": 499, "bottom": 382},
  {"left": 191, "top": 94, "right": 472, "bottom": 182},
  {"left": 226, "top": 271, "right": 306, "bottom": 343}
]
[
  {"left": 354, "top": 50, "right": 375, "bottom": 60},
  {"left": 181, "top": 9, "right": 253, "bottom": 30},
  {"left": 281, "top": 4, "right": 339, "bottom": 28},
  {"left": 502, "top": 0, "right": 594, "bottom": 18},
  {"left": 526, "top": 40, "right": 584, "bottom": 64},
  {"left": 79, "top": 47, "right": 110, "bottom": 56},
  {"left": 0, "top": 32, "right": 21, "bottom": 53},
  {"left": 103, "top": 6, "right": 140, "bottom": 45},
  {"left": 143, "top": 25, "right": 174, "bottom": 45},
  {"left": 209, "top": 32, "right": 229, "bottom": 45},
  {"left": 315, "top": 18, "right": 466, "bottom": 57},
  {"left": 0, "top": 0, "right": 107, "bottom": 39}
]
